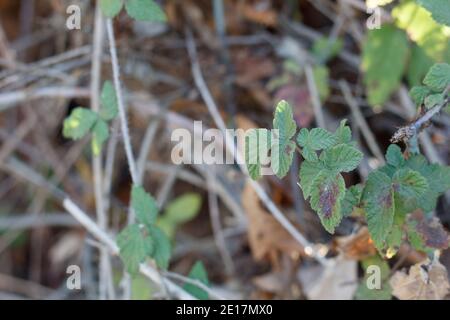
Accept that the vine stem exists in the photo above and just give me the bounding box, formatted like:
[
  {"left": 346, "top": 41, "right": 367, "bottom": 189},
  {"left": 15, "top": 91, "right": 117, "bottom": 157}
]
[{"left": 105, "top": 19, "right": 138, "bottom": 184}]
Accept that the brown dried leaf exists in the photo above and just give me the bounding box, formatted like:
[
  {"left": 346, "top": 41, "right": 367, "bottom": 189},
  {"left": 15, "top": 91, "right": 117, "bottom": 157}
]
[
  {"left": 274, "top": 85, "right": 314, "bottom": 127},
  {"left": 408, "top": 211, "right": 450, "bottom": 250},
  {"left": 390, "top": 259, "right": 450, "bottom": 300},
  {"left": 242, "top": 182, "right": 304, "bottom": 268},
  {"left": 337, "top": 227, "right": 377, "bottom": 260}
]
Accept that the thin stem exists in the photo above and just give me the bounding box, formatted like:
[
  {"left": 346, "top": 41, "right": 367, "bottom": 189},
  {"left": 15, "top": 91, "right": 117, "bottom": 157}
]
[
  {"left": 91, "top": 4, "right": 115, "bottom": 300},
  {"left": 105, "top": 19, "right": 138, "bottom": 184}
]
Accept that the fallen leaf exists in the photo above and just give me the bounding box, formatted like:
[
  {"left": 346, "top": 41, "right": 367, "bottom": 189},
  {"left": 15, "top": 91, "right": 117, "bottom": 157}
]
[
  {"left": 298, "top": 254, "right": 358, "bottom": 300},
  {"left": 274, "top": 85, "right": 314, "bottom": 128},
  {"left": 337, "top": 227, "right": 377, "bottom": 260},
  {"left": 242, "top": 182, "right": 304, "bottom": 268},
  {"left": 390, "top": 258, "right": 450, "bottom": 300}
]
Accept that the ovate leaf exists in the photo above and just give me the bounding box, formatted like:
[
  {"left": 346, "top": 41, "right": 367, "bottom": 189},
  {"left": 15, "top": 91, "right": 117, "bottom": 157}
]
[
  {"left": 312, "top": 37, "right": 343, "bottom": 63},
  {"left": 125, "top": 0, "right": 166, "bottom": 22},
  {"left": 183, "top": 261, "right": 209, "bottom": 300},
  {"left": 117, "top": 224, "right": 153, "bottom": 275},
  {"left": 385, "top": 144, "right": 405, "bottom": 167},
  {"left": 245, "top": 128, "right": 271, "bottom": 180},
  {"left": 362, "top": 170, "right": 395, "bottom": 251},
  {"left": 310, "top": 171, "right": 346, "bottom": 234},
  {"left": 392, "top": 169, "right": 429, "bottom": 199},
  {"left": 417, "top": 0, "right": 450, "bottom": 27},
  {"left": 362, "top": 25, "right": 409, "bottom": 106},
  {"left": 100, "top": 0, "right": 124, "bottom": 18},
  {"left": 424, "top": 93, "right": 445, "bottom": 109},
  {"left": 333, "top": 120, "right": 352, "bottom": 145},
  {"left": 410, "top": 86, "right": 431, "bottom": 107},
  {"left": 320, "top": 144, "right": 363, "bottom": 173},
  {"left": 148, "top": 226, "right": 171, "bottom": 269},
  {"left": 297, "top": 127, "right": 336, "bottom": 162},
  {"left": 299, "top": 160, "right": 326, "bottom": 199},
  {"left": 271, "top": 100, "right": 297, "bottom": 178},
  {"left": 100, "top": 80, "right": 118, "bottom": 121},
  {"left": 91, "top": 119, "right": 109, "bottom": 156},
  {"left": 63, "top": 107, "right": 98, "bottom": 140},
  {"left": 423, "top": 63, "right": 450, "bottom": 92},
  {"left": 273, "top": 100, "right": 297, "bottom": 141},
  {"left": 164, "top": 193, "right": 202, "bottom": 224},
  {"left": 297, "top": 128, "right": 336, "bottom": 152},
  {"left": 407, "top": 46, "right": 434, "bottom": 87},
  {"left": 271, "top": 140, "right": 295, "bottom": 178},
  {"left": 312, "top": 65, "right": 330, "bottom": 101},
  {"left": 342, "top": 184, "right": 363, "bottom": 217},
  {"left": 393, "top": 1, "right": 449, "bottom": 61},
  {"left": 131, "top": 185, "right": 158, "bottom": 228}
]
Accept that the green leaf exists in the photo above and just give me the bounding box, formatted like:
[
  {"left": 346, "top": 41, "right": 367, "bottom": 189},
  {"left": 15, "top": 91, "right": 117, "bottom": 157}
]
[
  {"left": 297, "top": 128, "right": 336, "bottom": 151},
  {"left": 100, "top": 80, "right": 118, "bottom": 121},
  {"left": 245, "top": 128, "right": 271, "bottom": 180},
  {"left": 405, "top": 154, "right": 450, "bottom": 212},
  {"left": 148, "top": 226, "right": 171, "bottom": 269},
  {"left": 131, "top": 274, "right": 153, "bottom": 300},
  {"left": 297, "top": 127, "right": 336, "bottom": 162},
  {"left": 385, "top": 144, "right": 405, "bottom": 167},
  {"left": 410, "top": 86, "right": 432, "bottom": 107},
  {"left": 100, "top": 0, "right": 124, "bottom": 18},
  {"left": 273, "top": 100, "right": 297, "bottom": 142},
  {"left": 423, "top": 63, "right": 450, "bottom": 92},
  {"left": 355, "top": 254, "right": 392, "bottom": 300},
  {"left": 271, "top": 140, "right": 295, "bottom": 178},
  {"left": 91, "top": 119, "right": 109, "bottom": 156},
  {"left": 393, "top": 1, "right": 449, "bottom": 61},
  {"left": 63, "top": 107, "right": 98, "bottom": 140},
  {"left": 424, "top": 93, "right": 445, "bottom": 109},
  {"left": 320, "top": 143, "right": 363, "bottom": 173},
  {"left": 407, "top": 46, "right": 434, "bottom": 87},
  {"left": 125, "top": 0, "right": 166, "bottom": 22},
  {"left": 312, "top": 65, "right": 330, "bottom": 101},
  {"left": 309, "top": 171, "right": 346, "bottom": 234},
  {"left": 117, "top": 224, "right": 153, "bottom": 275},
  {"left": 312, "top": 37, "right": 343, "bottom": 63},
  {"left": 362, "top": 25, "right": 409, "bottom": 106},
  {"left": 333, "top": 120, "right": 352, "bottom": 145},
  {"left": 131, "top": 185, "right": 158, "bottom": 228},
  {"left": 299, "top": 160, "right": 326, "bottom": 200},
  {"left": 362, "top": 170, "right": 395, "bottom": 251},
  {"left": 183, "top": 261, "right": 209, "bottom": 300},
  {"left": 271, "top": 100, "right": 297, "bottom": 178},
  {"left": 164, "top": 193, "right": 202, "bottom": 225},
  {"left": 417, "top": 0, "right": 450, "bottom": 27},
  {"left": 342, "top": 184, "right": 363, "bottom": 217}
]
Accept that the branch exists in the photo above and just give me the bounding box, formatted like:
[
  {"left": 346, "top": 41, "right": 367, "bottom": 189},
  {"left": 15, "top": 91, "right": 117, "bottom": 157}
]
[{"left": 391, "top": 87, "right": 449, "bottom": 145}]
